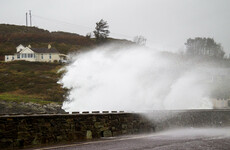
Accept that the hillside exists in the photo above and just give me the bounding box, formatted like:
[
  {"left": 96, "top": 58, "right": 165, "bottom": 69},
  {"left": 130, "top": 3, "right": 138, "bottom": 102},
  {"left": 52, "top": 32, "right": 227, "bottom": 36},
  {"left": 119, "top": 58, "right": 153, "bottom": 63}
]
[
  {"left": 0, "top": 24, "right": 134, "bottom": 59},
  {"left": 0, "top": 61, "right": 66, "bottom": 101},
  {"left": 0, "top": 61, "right": 66, "bottom": 114},
  {"left": 0, "top": 24, "right": 135, "bottom": 114},
  {"left": 0, "top": 24, "right": 96, "bottom": 58}
]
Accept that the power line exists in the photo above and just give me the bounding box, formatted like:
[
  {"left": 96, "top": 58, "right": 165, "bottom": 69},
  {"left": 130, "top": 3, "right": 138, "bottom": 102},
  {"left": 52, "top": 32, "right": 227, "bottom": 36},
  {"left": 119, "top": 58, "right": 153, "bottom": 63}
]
[
  {"left": 30, "top": 14, "right": 167, "bottom": 46},
  {"left": 33, "top": 14, "right": 93, "bottom": 30},
  {"left": 30, "top": 14, "right": 166, "bottom": 46},
  {"left": 32, "top": 14, "right": 136, "bottom": 39}
]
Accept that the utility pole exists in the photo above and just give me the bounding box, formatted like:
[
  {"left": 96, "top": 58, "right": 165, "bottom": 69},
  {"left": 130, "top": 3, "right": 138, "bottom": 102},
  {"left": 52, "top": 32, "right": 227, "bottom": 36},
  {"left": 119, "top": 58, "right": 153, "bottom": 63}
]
[
  {"left": 29, "top": 10, "right": 32, "bottom": 26},
  {"left": 26, "top": 12, "right": 28, "bottom": 26}
]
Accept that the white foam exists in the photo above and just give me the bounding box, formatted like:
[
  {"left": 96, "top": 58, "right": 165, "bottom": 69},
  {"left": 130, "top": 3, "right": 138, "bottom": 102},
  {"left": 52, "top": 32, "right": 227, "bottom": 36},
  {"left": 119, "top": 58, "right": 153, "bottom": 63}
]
[{"left": 58, "top": 45, "right": 216, "bottom": 112}]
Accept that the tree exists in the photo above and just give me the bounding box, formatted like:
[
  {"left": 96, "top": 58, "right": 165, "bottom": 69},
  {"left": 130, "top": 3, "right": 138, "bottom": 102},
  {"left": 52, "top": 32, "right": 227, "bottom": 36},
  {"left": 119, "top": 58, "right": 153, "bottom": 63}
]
[
  {"left": 93, "top": 19, "right": 110, "bottom": 42},
  {"left": 133, "top": 35, "right": 147, "bottom": 46},
  {"left": 185, "top": 37, "right": 225, "bottom": 58},
  {"left": 86, "top": 32, "right": 92, "bottom": 39}
]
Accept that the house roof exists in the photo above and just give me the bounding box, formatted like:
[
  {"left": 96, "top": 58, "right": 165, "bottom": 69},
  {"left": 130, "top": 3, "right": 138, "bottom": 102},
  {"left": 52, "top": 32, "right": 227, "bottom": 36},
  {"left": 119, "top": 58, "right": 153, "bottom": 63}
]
[
  {"left": 16, "top": 44, "right": 25, "bottom": 49},
  {"left": 30, "top": 48, "right": 59, "bottom": 53}
]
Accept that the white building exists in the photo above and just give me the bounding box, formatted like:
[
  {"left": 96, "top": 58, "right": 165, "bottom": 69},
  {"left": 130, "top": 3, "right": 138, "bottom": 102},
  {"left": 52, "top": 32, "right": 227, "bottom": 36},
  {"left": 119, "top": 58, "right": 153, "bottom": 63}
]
[
  {"left": 212, "top": 99, "right": 230, "bottom": 109},
  {"left": 5, "top": 44, "right": 67, "bottom": 63}
]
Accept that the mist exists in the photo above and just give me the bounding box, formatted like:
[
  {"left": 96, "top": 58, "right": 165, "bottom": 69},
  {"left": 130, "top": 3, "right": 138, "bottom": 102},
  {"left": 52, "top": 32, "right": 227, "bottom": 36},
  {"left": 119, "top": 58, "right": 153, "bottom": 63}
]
[
  {"left": 58, "top": 44, "right": 229, "bottom": 112},
  {"left": 155, "top": 127, "right": 230, "bottom": 138}
]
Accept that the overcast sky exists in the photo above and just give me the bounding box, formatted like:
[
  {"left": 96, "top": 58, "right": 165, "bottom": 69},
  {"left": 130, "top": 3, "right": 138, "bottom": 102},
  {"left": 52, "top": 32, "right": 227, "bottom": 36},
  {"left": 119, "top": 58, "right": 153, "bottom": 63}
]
[{"left": 1, "top": 0, "right": 230, "bottom": 53}]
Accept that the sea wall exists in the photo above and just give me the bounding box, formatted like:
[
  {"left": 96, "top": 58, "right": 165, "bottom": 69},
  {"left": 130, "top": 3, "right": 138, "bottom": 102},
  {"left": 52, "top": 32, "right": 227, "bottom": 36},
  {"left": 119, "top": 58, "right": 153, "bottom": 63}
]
[
  {"left": 145, "top": 109, "right": 230, "bottom": 131},
  {"left": 1, "top": 110, "right": 230, "bottom": 149},
  {"left": 0, "top": 112, "right": 154, "bottom": 149}
]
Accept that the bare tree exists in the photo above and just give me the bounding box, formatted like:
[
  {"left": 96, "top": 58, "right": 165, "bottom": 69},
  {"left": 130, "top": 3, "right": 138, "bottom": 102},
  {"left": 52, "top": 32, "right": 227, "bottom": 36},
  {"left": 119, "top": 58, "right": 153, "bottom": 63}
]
[
  {"left": 86, "top": 32, "right": 92, "bottom": 39},
  {"left": 185, "top": 37, "right": 225, "bottom": 58},
  {"left": 133, "top": 35, "right": 147, "bottom": 46}
]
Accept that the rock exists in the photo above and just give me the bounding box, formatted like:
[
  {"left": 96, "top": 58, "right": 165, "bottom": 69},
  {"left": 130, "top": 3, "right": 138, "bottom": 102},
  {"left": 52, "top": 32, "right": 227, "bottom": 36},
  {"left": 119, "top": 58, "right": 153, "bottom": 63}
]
[
  {"left": 103, "top": 130, "right": 112, "bottom": 137},
  {"left": 86, "top": 130, "right": 92, "bottom": 139},
  {"left": 0, "top": 101, "right": 65, "bottom": 114}
]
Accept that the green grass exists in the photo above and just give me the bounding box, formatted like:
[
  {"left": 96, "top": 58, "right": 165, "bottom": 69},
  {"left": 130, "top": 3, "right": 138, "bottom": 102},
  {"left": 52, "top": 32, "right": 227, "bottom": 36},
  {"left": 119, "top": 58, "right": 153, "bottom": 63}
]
[
  {"left": 0, "top": 93, "right": 60, "bottom": 105},
  {"left": 0, "top": 61, "right": 67, "bottom": 104}
]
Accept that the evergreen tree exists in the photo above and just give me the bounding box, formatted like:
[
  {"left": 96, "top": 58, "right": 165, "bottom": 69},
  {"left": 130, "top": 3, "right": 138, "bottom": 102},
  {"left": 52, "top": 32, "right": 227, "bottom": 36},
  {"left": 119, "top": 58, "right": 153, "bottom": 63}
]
[{"left": 93, "top": 19, "right": 110, "bottom": 42}]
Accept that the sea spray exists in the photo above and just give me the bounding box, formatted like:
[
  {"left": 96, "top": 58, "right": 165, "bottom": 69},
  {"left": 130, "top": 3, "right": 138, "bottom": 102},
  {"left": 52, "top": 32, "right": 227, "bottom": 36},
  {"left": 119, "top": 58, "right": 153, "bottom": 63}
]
[{"left": 58, "top": 44, "right": 218, "bottom": 112}]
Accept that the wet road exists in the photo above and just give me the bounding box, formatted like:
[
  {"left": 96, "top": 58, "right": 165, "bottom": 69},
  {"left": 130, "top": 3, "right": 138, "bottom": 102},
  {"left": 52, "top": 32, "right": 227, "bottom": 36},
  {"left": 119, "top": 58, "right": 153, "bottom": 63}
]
[{"left": 37, "top": 128, "right": 230, "bottom": 150}]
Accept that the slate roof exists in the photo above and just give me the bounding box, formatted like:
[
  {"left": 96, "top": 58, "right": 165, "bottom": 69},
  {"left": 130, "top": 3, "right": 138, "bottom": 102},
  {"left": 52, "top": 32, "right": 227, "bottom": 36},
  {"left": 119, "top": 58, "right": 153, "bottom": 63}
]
[{"left": 30, "top": 48, "right": 59, "bottom": 53}]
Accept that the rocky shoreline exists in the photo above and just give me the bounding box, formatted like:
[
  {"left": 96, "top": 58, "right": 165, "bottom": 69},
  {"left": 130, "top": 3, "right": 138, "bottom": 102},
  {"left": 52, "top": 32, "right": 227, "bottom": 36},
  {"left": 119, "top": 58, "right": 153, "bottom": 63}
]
[{"left": 0, "top": 101, "right": 65, "bottom": 114}]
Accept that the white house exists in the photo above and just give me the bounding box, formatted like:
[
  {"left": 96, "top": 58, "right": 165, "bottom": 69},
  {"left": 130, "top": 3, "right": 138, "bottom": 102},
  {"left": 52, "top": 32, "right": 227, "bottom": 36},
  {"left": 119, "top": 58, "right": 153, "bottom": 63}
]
[
  {"left": 5, "top": 44, "right": 67, "bottom": 63},
  {"left": 212, "top": 99, "right": 230, "bottom": 109}
]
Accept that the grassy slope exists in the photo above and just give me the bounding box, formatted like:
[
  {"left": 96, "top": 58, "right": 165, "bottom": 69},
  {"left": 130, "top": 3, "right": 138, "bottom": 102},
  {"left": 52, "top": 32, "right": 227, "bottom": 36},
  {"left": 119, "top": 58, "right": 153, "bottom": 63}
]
[
  {"left": 0, "top": 61, "right": 66, "bottom": 104},
  {"left": 0, "top": 24, "right": 134, "bottom": 107}
]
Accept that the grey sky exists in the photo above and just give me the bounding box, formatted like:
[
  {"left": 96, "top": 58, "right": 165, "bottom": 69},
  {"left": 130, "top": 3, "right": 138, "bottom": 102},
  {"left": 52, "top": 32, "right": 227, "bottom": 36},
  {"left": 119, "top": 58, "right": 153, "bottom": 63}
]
[{"left": 1, "top": 0, "right": 230, "bottom": 53}]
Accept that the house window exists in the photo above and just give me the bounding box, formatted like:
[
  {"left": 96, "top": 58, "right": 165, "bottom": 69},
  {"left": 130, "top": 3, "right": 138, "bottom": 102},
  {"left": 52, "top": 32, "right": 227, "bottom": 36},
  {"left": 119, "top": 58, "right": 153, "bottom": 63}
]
[
  {"left": 41, "top": 54, "right": 43, "bottom": 59},
  {"left": 25, "top": 54, "right": 27, "bottom": 58},
  {"left": 6, "top": 56, "right": 8, "bottom": 60},
  {"left": 49, "top": 54, "right": 51, "bottom": 59},
  {"left": 12, "top": 56, "right": 14, "bottom": 60},
  {"left": 17, "top": 54, "right": 20, "bottom": 59},
  {"left": 34, "top": 54, "right": 36, "bottom": 58}
]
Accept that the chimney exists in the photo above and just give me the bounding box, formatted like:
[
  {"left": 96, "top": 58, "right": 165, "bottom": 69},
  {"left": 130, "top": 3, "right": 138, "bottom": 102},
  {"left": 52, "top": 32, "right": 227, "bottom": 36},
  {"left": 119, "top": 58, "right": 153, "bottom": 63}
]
[
  {"left": 48, "top": 44, "right": 51, "bottom": 49},
  {"left": 28, "top": 45, "right": 31, "bottom": 48}
]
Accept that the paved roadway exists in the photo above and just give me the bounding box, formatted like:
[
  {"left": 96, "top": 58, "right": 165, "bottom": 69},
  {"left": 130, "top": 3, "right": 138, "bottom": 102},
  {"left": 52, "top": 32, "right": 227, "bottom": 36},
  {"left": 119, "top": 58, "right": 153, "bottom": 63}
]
[{"left": 36, "top": 128, "right": 230, "bottom": 150}]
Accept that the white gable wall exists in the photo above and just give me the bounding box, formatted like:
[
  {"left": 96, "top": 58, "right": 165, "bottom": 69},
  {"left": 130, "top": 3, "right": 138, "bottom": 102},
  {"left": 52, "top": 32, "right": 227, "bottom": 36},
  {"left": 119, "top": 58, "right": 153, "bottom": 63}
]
[
  {"left": 20, "top": 47, "right": 34, "bottom": 54},
  {"left": 17, "top": 47, "right": 36, "bottom": 62},
  {"left": 16, "top": 45, "right": 25, "bottom": 53}
]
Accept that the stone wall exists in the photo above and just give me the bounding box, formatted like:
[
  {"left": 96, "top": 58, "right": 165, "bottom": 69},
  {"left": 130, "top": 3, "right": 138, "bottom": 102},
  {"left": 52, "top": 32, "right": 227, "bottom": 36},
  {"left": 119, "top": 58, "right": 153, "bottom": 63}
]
[
  {"left": 145, "top": 109, "right": 230, "bottom": 131},
  {"left": 1, "top": 110, "right": 230, "bottom": 149},
  {"left": 0, "top": 112, "right": 154, "bottom": 149}
]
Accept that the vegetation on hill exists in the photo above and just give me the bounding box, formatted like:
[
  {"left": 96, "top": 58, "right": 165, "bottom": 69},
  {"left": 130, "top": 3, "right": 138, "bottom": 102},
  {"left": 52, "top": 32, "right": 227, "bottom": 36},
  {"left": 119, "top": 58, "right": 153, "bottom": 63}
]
[
  {"left": 0, "top": 24, "right": 49, "bottom": 34},
  {"left": 0, "top": 24, "right": 96, "bottom": 57},
  {"left": 185, "top": 37, "right": 225, "bottom": 58},
  {"left": 0, "top": 61, "right": 66, "bottom": 105},
  {"left": 0, "top": 24, "right": 135, "bottom": 59},
  {"left": 0, "top": 24, "right": 135, "bottom": 114}
]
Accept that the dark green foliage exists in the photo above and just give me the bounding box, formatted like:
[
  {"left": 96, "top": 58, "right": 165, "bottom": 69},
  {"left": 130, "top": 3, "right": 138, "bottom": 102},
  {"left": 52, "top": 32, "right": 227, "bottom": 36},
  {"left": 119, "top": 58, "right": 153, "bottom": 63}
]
[
  {"left": 185, "top": 37, "right": 225, "bottom": 58},
  {"left": 93, "top": 19, "right": 110, "bottom": 42}
]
